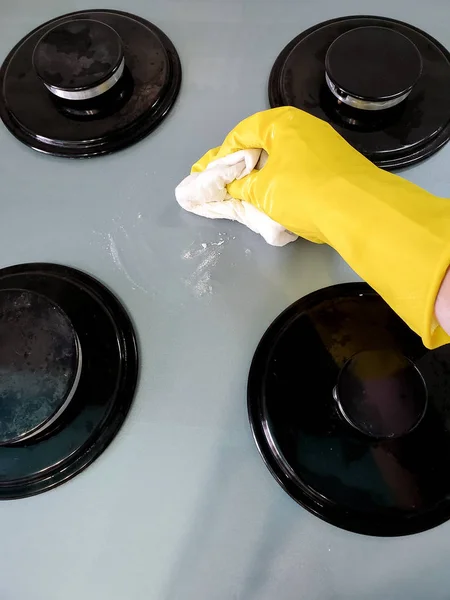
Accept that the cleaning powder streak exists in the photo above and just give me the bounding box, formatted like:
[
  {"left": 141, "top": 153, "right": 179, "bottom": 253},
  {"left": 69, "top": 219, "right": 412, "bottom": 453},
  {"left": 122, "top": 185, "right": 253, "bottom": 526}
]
[{"left": 182, "top": 235, "right": 229, "bottom": 297}]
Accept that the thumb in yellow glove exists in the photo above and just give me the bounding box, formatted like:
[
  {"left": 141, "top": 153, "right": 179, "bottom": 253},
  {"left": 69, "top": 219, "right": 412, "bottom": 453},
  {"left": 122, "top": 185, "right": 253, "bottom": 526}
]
[{"left": 192, "top": 107, "right": 450, "bottom": 349}]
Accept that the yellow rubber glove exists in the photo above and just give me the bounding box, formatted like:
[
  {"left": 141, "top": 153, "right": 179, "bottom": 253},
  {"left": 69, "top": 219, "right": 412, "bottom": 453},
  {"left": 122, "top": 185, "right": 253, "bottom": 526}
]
[{"left": 192, "top": 107, "right": 450, "bottom": 349}]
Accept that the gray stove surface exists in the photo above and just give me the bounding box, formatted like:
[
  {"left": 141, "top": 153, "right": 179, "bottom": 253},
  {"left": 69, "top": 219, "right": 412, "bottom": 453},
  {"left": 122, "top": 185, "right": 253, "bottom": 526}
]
[{"left": 1, "top": 1, "right": 449, "bottom": 599}]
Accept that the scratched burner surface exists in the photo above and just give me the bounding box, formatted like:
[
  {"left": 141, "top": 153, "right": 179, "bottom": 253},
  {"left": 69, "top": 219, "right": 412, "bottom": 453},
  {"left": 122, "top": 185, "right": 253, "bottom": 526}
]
[{"left": 0, "top": 290, "right": 80, "bottom": 444}]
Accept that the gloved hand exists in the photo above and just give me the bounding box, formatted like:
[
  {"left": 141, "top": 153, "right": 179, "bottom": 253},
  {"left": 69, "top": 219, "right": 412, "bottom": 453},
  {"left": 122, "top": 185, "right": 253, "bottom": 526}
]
[{"left": 192, "top": 107, "right": 450, "bottom": 349}]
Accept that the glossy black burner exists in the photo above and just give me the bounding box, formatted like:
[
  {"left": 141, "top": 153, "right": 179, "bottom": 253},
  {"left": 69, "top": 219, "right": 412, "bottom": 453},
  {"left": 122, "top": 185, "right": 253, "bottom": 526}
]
[
  {"left": 269, "top": 16, "right": 450, "bottom": 169},
  {"left": 0, "top": 264, "right": 138, "bottom": 499},
  {"left": 325, "top": 27, "right": 423, "bottom": 111},
  {"left": 248, "top": 283, "right": 450, "bottom": 536},
  {"left": 33, "top": 20, "right": 125, "bottom": 101},
  {"left": 0, "top": 10, "right": 182, "bottom": 157}
]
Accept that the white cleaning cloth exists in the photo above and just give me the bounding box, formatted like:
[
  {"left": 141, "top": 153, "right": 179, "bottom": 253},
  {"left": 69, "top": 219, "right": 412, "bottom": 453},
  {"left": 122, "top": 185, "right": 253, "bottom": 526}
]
[{"left": 175, "top": 149, "right": 298, "bottom": 247}]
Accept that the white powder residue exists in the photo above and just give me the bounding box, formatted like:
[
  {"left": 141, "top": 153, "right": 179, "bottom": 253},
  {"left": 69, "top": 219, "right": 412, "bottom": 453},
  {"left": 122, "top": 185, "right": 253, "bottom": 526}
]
[
  {"left": 102, "top": 232, "right": 149, "bottom": 294},
  {"left": 182, "top": 234, "right": 230, "bottom": 297},
  {"left": 107, "top": 233, "right": 121, "bottom": 268}
]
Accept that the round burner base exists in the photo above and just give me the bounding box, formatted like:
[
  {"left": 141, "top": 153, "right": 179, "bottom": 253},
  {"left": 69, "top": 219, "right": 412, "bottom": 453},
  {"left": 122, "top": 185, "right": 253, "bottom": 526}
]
[
  {"left": 0, "top": 10, "right": 182, "bottom": 158},
  {"left": 248, "top": 283, "right": 450, "bottom": 536}
]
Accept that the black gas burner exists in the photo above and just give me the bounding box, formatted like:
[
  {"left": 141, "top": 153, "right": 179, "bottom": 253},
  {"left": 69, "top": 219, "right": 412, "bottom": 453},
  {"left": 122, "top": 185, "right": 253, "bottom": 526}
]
[
  {"left": 0, "top": 10, "right": 182, "bottom": 157},
  {"left": 248, "top": 283, "right": 450, "bottom": 536},
  {"left": 269, "top": 16, "right": 450, "bottom": 170},
  {"left": 0, "top": 263, "right": 138, "bottom": 499},
  {"left": 33, "top": 20, "right": 125, "bottom": 102},
  {"left": 325, "top": 27, "right": 423, "bottom": 112}
]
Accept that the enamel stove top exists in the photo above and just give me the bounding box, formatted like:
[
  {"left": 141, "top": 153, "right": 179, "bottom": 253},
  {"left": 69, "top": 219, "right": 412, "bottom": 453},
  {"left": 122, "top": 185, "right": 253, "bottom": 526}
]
[{"left": 1, "top": 1, "right": 450, "bottom": 600}]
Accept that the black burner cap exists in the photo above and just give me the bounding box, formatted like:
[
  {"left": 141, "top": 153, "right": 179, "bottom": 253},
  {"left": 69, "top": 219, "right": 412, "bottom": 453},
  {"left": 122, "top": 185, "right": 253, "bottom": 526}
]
[
  {"left": 0, "top": 263, "right": 138, "bottom": 499},
  {"left": 325, "top": 27, "right": 423, "bottom": 105},
  {"left": 0, "top": 10, "right": 182, "bottom": 157},
  {"left": 0, "top": 290, "right": 81, "bottom": 445},
  {"left": 248, "top": 283, "right": 450, "bottom": 536},
  {"left": 333, "top": 350, "right": 427, "bottom": 439},
  {"left": 33, "top": 20, "right": 124, "bottom": 96},
  {"left": 269, "top": 16, "right": 450, "bottom": 170}
]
